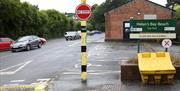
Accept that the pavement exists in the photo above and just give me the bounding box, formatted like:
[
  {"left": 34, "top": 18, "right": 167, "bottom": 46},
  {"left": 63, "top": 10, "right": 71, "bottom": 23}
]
[
  {"left": 0, "top": 33, "right": 180, "bottom": 91},
  {"left": 49, "top": 39, "right": 180, "bottom": 91}
]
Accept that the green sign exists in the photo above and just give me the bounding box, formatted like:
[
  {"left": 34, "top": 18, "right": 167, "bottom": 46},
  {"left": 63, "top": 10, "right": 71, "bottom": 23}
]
[{"left": 130, "top": 19, "right": 176, "bottom": 32}]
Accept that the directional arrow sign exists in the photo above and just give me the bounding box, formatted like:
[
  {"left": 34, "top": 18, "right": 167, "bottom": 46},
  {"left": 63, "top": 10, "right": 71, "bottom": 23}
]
[{"left": 75, "top": 3, "right": 91, "bottom": 21}]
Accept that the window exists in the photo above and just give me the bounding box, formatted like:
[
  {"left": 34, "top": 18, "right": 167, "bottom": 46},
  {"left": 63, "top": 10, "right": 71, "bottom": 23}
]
[
  {"left": 125, "top": 23, "right": 130, "bottom": 28},
  {"left": 144, "top": 14, "right": 157, "bottom": 20}
]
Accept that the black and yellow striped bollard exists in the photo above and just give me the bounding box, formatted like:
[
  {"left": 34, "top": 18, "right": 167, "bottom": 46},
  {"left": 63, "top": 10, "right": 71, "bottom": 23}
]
[{"left": 80, "top": 0, "right": 87, "bottom": 81}]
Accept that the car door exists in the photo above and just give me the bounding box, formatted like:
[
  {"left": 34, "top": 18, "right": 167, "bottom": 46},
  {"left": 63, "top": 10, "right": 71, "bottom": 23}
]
[
  {"left": 28, "top": 37, "right": 36, "bottom": 48},
  {"left": 0, "top": 38, "right": 11, "bottom": 50},
  {"left": 32, "top": 36, "right": 39, "bottom": 47}
]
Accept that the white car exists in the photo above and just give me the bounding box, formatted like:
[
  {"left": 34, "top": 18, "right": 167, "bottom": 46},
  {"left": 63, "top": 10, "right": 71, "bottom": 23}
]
[{"left": 64, "top": 31, "right": 81, "bottom": 41}]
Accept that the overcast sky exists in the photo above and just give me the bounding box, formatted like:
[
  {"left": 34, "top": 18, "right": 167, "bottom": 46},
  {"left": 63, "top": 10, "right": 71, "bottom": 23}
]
[{"left": 20, "top": 0, "right": 167, "bottom": 13}]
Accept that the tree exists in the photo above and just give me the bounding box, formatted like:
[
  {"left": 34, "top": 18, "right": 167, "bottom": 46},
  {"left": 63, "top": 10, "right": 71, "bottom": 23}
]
[
  {"left": 0, "top": 0, "right": 69, "bottom": 39},
  {"left": 68, "top": 19, "right": 75, "bottom": 31},
  {"left": 44, "top": 10, "right": 68, "bottom": 38},
  {"left": 176, "top": 7, "right": 180, "bottom": 19},
  {"left": 91, "top": 4, "right": 98, "bottom": 11},
  {"left": 0, "top": 0, "right": 22, "bottom": 38},
  {"left": 89, "top": 0, "right": 130, "bottom": 31},
  {"left": 167, "top": 0, "right": 180, "bottom": 10},
  {"left": 74, "top": 22, "right": 81, "bottom": 31}
]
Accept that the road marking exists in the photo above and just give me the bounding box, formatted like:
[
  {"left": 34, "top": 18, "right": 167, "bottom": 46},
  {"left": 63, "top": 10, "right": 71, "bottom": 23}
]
[
  {"left": 0, "top": 60, "right": 32, "bottom": 75},
  {"left": 121, "top": 59, "right": 128, "bottom": 61},
  {"left": 10, "top": 80, "right": 25, "bottom": 83},
  {"left": 3, "top": 84, "right": 19, "bottom": 86},
  {"left": 63, "top": 71, "right": 121, "bottom": 75},
  {"left": 0, "top": 78, "right": 51, "bottom": 90},
  {"left": 68, "top": 42, "right": 80, "bottom": 47},
  {"left": 74, "top": 63, "right": 102, "bottom": 68},
  {"left": 63, "top": 72, "right": 80, "bottom": 75},
  {"left": 37, "top": 78, "right": 51, "bottom": 82},
  {"left": 0, "top": 84, "right": 35, "bottom": 90},
  {"left": 90, "top": 71, "right": 121, "bottom": 75},
  {"left": 87, "top": 44, "right": 101, "bottom": 57},
  {"left": 35, "top": 78, "right": 50, "bottom": 91},
  {"left": 74, "top": 63, "right": 92, "bottom": 68}
]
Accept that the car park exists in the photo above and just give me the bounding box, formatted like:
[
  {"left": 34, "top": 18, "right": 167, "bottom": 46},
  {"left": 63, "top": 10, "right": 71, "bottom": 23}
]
[
  {"left": 64, "top": 31, "right": 81, "bottom": 41},
  {"left": 11, "top": 35, "right": 42, "bottom": 52},
  {"left": 0, "top": 38, "right": 14, "bottom": 51}
]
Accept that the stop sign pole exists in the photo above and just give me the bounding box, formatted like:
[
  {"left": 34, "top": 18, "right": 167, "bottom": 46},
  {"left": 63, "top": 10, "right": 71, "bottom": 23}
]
[{"left": 76, "top": 0, "right": 91, "bottom": 81}]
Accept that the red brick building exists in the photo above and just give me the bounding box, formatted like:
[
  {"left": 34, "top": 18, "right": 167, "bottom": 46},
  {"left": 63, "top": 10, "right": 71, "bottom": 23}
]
[{"left": 105, "top": 0, "right": 173, "bottom": 41}]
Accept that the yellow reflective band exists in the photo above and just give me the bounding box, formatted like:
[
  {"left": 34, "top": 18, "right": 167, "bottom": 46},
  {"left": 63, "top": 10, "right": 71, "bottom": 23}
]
[
  {"left": 81, "top": 21, "right": 87, "bottom": 26},
  {"left": 81, "top": 72, "right": 87, "bottom": 80},
  {"left": 81, "top": 52, "right": 87, "bottom": 65},
  {"left": 81, "top": 0, "right": 87, "bottom": 3},
  {"left": 81, "top": 33, "right": 87, "bottom": 46}
]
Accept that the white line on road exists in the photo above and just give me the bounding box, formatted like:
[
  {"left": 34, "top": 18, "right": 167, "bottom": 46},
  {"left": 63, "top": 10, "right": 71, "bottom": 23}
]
[
  {"left": 63, "top": 72, "right": 80, "bottom": 75},
  {"left": 68, "top": 42, "right": 80, "bottom": 47},
  {"left": 0, "top": 62, "right": 26, "bottom": 72},
  {"left": 74, "top": 63, "right": 102, "bottom": 68},
  {"left": 87, "top": 44, "right": 100, "bottom": 57},
  {"left": 3, "top": 84, "right": 19, "bottom": 86},
  {"left": 0, "top": 60, "right": 32, "bottom": 75},
  {"left": 74, "top": 63, "right": 92, "bottom": 68},
  {"left": 63, "top": 71, "right": 121, "bottom": 75},
  {"left": 37, "top": 78, "right": 51, "bottom": 82},
  {"left": 13, "top": 61, "right": 32, "bottom": 73},
  {"left": 10, "top": 80, "right": 25, "bottom": 83},
  {"left": 90, "top": 71, "right": 121, "bottom": 75}
]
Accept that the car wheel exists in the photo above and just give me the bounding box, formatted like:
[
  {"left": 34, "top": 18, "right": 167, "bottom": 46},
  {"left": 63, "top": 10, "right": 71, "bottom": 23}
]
[
  {"left": 38, "top": 43, "right": 42, "bottom": 48},
  {"left": 40, "top": 42, "right": 43, "bottom": 45},
  {"left": 66, "top": 38, "right": 68, "bottom": 41},
  {"left": 74, "top": 36, "right": 78, "bottom": 40},
  {"left": 26, "top": 45, "right": 31, "bottom": 51},
  {"left": 11, "top": 50, "right": 16, "bottom": 52}
]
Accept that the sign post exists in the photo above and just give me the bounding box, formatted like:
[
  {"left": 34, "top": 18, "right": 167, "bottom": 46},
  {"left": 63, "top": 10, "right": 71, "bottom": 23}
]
[
  {"left": 129, "top": 19, "right": 176, "bottom": 53},
  {"left": 137, "top": 40, "right": 140, "bottom": 53},
  {"left": 76, "top": 0, "right": 91, "bottom": 81},
  {"left": 162, "top": 39, "right": 172, "bottom": 52}
]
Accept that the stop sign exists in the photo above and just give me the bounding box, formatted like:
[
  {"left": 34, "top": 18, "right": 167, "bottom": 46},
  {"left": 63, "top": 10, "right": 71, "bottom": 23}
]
[{"left": 75, "top": 4, "right": 91, "bottom": 21}]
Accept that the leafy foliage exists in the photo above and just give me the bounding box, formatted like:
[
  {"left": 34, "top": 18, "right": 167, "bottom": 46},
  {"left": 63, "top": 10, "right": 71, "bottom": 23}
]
[
  {"left": 0, "top": 0, "right": 71, "bottom": 39},
  {"left": 89, "top": 0, "right": 131, "bottom": 31}
]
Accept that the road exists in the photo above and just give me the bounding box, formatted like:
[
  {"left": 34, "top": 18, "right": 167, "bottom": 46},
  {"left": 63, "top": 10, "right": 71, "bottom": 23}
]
[
  {"left": 1, "top": 33, "right": 135, "bottom": 86},
  {"left": 1, "top": 33, "right": 179, "bottom": 91},
  {"left": 0, "top": 34, "right": 104, "bottom": 85}
]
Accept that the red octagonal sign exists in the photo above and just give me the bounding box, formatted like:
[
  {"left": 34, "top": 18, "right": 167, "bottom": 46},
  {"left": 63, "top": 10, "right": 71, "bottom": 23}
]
[{"left": 75, "top": 4, "right": 91, "bottom": 21}]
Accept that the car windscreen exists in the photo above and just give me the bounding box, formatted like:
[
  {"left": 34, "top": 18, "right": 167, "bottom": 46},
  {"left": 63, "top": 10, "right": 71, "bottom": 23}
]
[
  {"left": 17, "top": 36, "right": 31, "bottom": 42},
  {"left": 0, "top": 38, "right": 12, "bottom": 42}
]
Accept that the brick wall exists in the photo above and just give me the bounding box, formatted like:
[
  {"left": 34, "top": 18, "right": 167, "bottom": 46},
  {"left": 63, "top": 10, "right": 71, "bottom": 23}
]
[{"left": 105, "top": 0, "right": 172, "bottom": 41}]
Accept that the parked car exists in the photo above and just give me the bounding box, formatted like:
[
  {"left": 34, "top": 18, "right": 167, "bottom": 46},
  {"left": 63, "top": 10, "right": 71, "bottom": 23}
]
[
  {"left": 77, "top": 31, "right": 81, "bottom": 35},
  {"left": 0, "top": 38, "right": 14, "bottom": 51},
  {"left": 11, "top": 35, "right": 42, "bottom": 52},
  {"left": 87, "top": 30, "right": 94, "bottom": 36},
  {"left": 39, "top": 38, "right": 46, "bottom": 45},
  {"left": 64, "top": 31, "right": 81, "bottom": 41},
  {"left": 91, "top": 30, "right": 102, "bottom": 34}
]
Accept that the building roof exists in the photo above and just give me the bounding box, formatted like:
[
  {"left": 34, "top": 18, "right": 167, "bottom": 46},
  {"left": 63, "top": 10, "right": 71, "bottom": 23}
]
[
  {"left": 146, "top": 0, "right": 174, "bottom": 11},
  {"left": 106, "top": 0, "right": 174, "bottom": 16}
]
